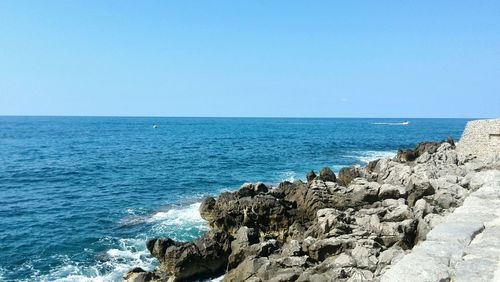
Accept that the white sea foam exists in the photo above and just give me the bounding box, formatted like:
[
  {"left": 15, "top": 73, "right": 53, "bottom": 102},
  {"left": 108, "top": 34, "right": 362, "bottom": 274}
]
[
  {"left": 32, "top": 237, "right": 156, "bottom": 282},
  {"left": 0, "top": 267, "right": 6, "bottom": 280},
  {"left": 352, "top": 150, "right": 396, "bottom": 164},
  {"left": 279, "top": 171, "right": 302, "bottom": 182},
  {"left": 148, "top": 202, "right": 205, "bottom": 225},
  {"left": 32, "top": 204, "right": 209, "bottom": 282}
]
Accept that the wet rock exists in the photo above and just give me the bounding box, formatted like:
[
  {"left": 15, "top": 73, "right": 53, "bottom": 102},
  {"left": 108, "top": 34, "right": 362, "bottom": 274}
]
[
  {"left": 147, "top": 231, "right": 232, "bottom": 281},
  {"left": 254, "top": 182, "right": 269, "bottom": 194},
  {"left": 123, "top": 267, "right": 157, "bottom": 282},
  {"left": 237, "top": 183, "right": 256, "bottom": 198},
  {"left": 146, "top": 238, "right": 181, "bottom": 261},
  {"left": 200, "top": 191, "right": 293, "bottom": 237},
  {"left": 233, "top": 183, "right": 270, "bottom": 198}
]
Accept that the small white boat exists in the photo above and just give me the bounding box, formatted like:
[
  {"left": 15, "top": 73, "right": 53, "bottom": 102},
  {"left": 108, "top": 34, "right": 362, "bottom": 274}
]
[
  {"left": 153, "top": 124, "right": 158, "bottom": 128},
  {"left": 401, "top": 121, "right": 410, "bottom": 125}
]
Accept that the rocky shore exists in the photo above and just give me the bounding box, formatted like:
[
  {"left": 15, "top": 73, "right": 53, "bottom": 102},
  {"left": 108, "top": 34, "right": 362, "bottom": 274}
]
[{"left": 124, "top": 129, "right": 500, "bottom": 281}]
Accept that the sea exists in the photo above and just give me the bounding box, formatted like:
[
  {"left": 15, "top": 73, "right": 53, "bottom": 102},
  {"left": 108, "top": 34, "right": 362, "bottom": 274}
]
[{"left": 0, "top": 117, "right": 469, "bottom": 281}]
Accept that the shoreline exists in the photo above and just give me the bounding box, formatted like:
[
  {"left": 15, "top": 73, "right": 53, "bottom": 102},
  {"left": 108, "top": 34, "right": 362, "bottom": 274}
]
[{"left": 122, "top": 120, "right": 499, "bottom": 281}]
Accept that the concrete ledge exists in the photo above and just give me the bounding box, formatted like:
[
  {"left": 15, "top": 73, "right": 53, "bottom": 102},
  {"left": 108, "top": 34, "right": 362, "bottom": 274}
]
[{"left": 381, "top": 169, "right": 500, "bottom": 282}]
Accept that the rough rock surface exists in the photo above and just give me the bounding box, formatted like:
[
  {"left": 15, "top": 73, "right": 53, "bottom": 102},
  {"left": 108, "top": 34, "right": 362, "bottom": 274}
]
[
  {"left": 124, "top": 137, "right": 500, "bottom": 282},
  {"left": 381, "top": 170, "right": 500, "bottom": 282}
]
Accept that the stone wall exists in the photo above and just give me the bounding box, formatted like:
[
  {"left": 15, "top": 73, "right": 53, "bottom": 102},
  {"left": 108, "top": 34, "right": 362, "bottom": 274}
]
[
  {"left": 381, "top": 170, "right": 500, "bottom": 282},
  {"left": 457, "top": 119, "right": 500, "bottom": 160}
]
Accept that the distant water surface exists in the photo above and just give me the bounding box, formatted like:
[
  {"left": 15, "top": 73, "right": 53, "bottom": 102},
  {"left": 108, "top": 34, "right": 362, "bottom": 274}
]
[{"left": 0, "top": 117, "right": 469, "bottom": 281}]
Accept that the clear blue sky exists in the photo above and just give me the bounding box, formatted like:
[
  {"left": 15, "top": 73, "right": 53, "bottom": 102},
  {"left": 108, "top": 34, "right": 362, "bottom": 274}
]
[{"left": 0, "top": 1, "right": 499, "bottom": 118}]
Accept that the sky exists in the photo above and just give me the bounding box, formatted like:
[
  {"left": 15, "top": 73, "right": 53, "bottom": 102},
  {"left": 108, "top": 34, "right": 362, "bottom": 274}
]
[{"left": 0, "top": 1, "right": 499, "bottom": 118}]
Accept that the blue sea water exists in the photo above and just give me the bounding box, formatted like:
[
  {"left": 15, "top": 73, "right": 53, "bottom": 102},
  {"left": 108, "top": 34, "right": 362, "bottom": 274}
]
[{"left": 0, "top": 117, "right": 469, "bottom": 281}]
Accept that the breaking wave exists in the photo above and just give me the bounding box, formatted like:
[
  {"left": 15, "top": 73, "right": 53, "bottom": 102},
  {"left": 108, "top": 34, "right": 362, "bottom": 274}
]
[
  {"left": 350, "top": 150, "right": 396, "bottom": 164},
  {"left": 31, "top": 203, "right": 208, "bottom": 282}
]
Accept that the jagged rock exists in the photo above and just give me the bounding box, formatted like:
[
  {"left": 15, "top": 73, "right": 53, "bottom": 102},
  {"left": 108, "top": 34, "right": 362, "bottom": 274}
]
[
  {"left": 338, "top": 166, "right": 362, "bottom": 186},
  {"left": 235, "top": 182, "right": 269, "bottom": 198},
  {"left": 378, "top": 183, "right": 406, "bottom": 200},
  {"left": 367, "top": 159, "right": 380, "bottom": 173},
  {"left": 225, "top": 255, "right": 309, "bottom": 282},
  {"left": 377, "top": 246, "right": 405, "bottom": 267},
  {"left": 309, "top": 208, "right": 353, "bottom": 238},
  {"left": 199, "top": 191, "right": 293, "bottom": 237},
  {"left": 307, "top": 237, "right": 354, "bottom": 261},
  {"left": 228, "top": 227, "right": 259, "bottom": 269},
  {"left": 146, "top": 238, "right": 180, "bottom": 262},
  {"left": 237, "top": 183, "right": 256, "bottom": 198},
  {"left": 131, "top": 137, "right": 485, "bottom": 282},
  {"left": 395, "top": 140, "right": 454, "bottom": 165},
  {"left": 414, "top": 141, "right": 441, "bottom": 156},
  {"left": 147, "top": 231, "right": 232, "bottom": 281},
  {"left": 306, "top": 170, "right": 316, "bottom": 184},
  {"left": 199, "top": 196, "right": 217, "bottom": 222},
  {"left": 416, "top": 152, "right": 432, "bottom": 163},
  {"left": 351, "top": 245, "right": 378, "bottom": 271},
  {"left": 406, "top": 176, "right": 435, "bottom": 207},
  {"left": 254, "top": 182, "right": 269, "bottom": 194},
  {"left": 229, "top": 239, "right": 280, "bottom": 271},
  {"left": 377, "top": 160, "right": 413, "bottom": 185},
  {"left": 383, "top": 204, "right": 412, "bottom": 222},
  {"left": 224, "top": 256, "right": 269, "bottom": 282},
  {"left": 123, "top": 267, "right": 157, "bottom": 282},
  {"left": 333, "top": 253, "right": 357, "bottom": 267},
  {"left": 318, "top": 167, "right": 336, "bottom": 182},
  {"left": 349, "top": 179, "right": 381, "bottom": 206},
  {"left": 413, "top": 199, "right": 432, "bottom": 219},
  {"left": 287, "top": 221, "right": 307, "bottom": 241},
  {"left": 396, "top": 149, "right": 417, "bottom": 163},
  {"left": 347, "top": 268, "right": 375, "bottom": 281},
  {"left": 281, "top": 240, "right": 303, "bottom": 257}
]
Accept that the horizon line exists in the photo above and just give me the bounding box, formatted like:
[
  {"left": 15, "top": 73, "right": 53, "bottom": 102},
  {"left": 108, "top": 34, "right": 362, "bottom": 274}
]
[{"left": 0, "top": 114, "right": 490, "bottom": 119}]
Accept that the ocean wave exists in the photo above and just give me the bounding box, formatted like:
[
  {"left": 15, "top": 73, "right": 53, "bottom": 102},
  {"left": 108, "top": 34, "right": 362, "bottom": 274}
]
[
  {"left": 350, "top": 150, "right": 396, "bottom": 164},
  {"left": 30, "top": 204, "right": 209, "bottom": 282},
  {"left": 147, "top": 203, "right": 209, "bottom": 240},
  {"left": 279, "top": 171, "right": 302, "bottom": 183},
  {"left": 0, "top": 267, "right": 6, "bottom": 281},
  {"left": 31, "top": 238, "right": 156, "bottom": 282}
]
